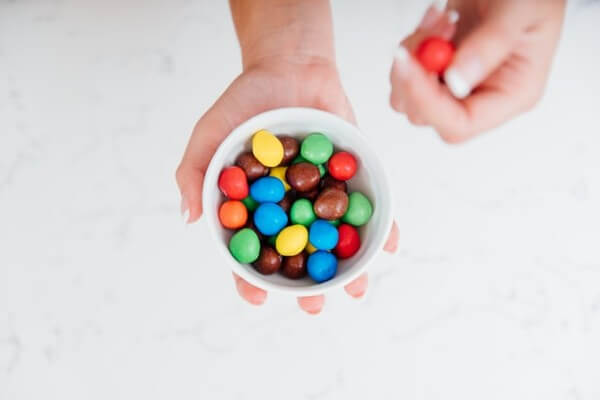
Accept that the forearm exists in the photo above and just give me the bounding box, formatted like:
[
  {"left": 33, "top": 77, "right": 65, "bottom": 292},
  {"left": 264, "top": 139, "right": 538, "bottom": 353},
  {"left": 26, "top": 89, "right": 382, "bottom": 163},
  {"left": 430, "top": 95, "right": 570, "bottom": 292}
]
[{"left": 229, "top": 0, "right": 335, "bottom": 69}]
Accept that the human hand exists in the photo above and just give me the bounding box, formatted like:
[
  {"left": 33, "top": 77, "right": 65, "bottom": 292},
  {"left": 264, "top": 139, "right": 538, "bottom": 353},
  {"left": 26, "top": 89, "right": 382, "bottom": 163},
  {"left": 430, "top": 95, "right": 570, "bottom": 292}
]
[
  {"left": 176, "top": 57, "right": 399, "bottom": 313},
  {"left": 390, "top": 0, "right": 566, "bottom": 142}
]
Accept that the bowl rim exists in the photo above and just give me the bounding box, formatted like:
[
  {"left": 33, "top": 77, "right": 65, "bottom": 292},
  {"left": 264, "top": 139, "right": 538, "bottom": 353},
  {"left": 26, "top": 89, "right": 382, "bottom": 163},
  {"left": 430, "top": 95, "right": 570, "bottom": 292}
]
[{"left": 202, "top": 107, "right": 393, "bottom": 296}]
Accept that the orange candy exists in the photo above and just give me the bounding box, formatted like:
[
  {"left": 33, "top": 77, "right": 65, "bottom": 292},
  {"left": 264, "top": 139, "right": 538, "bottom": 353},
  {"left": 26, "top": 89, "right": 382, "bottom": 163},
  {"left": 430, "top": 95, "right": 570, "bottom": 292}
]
[{"left": 219, "top": 200, "right": 248, "bottom": 229}]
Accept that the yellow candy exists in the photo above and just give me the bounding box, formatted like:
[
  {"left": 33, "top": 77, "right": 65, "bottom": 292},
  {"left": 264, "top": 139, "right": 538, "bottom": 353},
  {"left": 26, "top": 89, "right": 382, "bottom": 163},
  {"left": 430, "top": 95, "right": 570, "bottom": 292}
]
[
  {"left": 276, "top": 224, "right": 308, "bottom": 256},
  {"left": 305, "top": 242, "right": 317, "bottom": 254},
  {"left": 252, "top": 129, "right": 284, "bottom": 167},
  {"left": 269, "top": 166, "right": 290, "bottom": 191}
]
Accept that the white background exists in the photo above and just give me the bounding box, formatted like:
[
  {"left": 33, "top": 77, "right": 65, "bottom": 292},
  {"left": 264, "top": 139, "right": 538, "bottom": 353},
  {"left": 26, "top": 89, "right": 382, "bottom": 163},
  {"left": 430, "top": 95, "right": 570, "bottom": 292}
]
[{"left": 1, "top": 1, "right": 600, "bottom": 399}]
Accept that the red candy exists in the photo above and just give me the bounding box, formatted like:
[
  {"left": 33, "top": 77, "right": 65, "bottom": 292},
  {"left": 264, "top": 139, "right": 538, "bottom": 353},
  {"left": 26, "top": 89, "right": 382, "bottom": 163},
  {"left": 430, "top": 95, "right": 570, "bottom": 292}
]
[
  {"left": 335, "top": 224, "right": 361, "bottom": 259},
  {"left": 415, "top": 37, "right": 454, "bottom": 74},
  {"left": 328, "top": 152, "right": 357, "bottom": 181},
  {"left": 218, "top": 166, "right": 248, "bottom": 200}
]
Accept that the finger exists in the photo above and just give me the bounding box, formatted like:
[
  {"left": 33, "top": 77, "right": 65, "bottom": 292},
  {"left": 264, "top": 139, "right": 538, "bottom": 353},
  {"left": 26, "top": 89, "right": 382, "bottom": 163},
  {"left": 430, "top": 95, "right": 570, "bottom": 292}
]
[
  {"left": 383, "top": 221, "right": 400, "bottom": 253},
  {"left": 344, "top": 273, "right": 368, "bottom": 298},
  {"left": 232, "top": 273, "right": 267, "bottom": 306},
  {"left": 297, "top": 295, "right": 325, "bottom": 315},
  {"left": 443, "top": 6, "right": 521, "bottom": 98}
]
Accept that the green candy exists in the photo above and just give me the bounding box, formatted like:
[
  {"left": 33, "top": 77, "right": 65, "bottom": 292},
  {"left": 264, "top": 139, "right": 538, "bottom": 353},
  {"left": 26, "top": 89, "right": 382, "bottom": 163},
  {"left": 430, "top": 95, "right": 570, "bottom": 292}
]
[
  {"left": 290, "top": 198, "right": 317, "bottom": 226},
  {"left": 328, "top": 219, "right": 341, "bottom": 227},
  {"left": 267, "top": 235, "right": 277, "bottom": 246},
  {"left": 292, "top": 154, "right": 307, "bottom": 164},
  {"left": 342, "top": 192, "right": 373, "bottom": 226},
  {"left": 300, "top": 133, "right": 333, "bottom": 165},
  {"left": 228, "top": 228, "right": 260, "bottom": 263},
  {"left": 241, "top": 195, "right": 258, "bottom": 212},
  {"left": 317, "top": 163, "right": 326, "bottom": 177}
]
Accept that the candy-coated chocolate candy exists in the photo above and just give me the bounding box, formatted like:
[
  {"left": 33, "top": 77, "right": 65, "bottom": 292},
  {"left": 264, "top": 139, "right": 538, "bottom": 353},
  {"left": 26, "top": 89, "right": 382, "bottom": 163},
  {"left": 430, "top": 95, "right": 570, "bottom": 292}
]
[
  {"left": 267, "top": 235, "right": 277, "bottom": 246},
  {"left": 292, "top": 154, "right": 307, "bottom": 164},
  {"left": 329, "top": 219, "right": 341, "bottom": 227},
  {"left": 300, "top": 133, "right": 333, "bottom": 164},
  {"left": 286, "top": 162, "right": 320, "bottom": 192},
  {"left": 290, "top": 198, "right": 316, "bottom": 226},
  {"left": 296, "top": 187, "right": 319, "bottom": 201},
  {"left": 305, "top": 242, "right": 317, "bottom": 254},
  {"left": 275, "top": 224, "right": 308, "bottom": 256},
  {"left": 309, "top": 219, "right": 339, "bottom": 250},
  {"left": 335, "top": 224, "right": 360, "bottom": 259},
  {"left": 269, "top": 166, "right": 291, "bottom": 191},
  {"left": 278, "top": 191, "right": 294, "bottom": 213},
  {"left": 252, "top": 129, "right": 284, "bottom": 167},
  {"left": 235, "top": 152, "right": 269, "bottom": 181},
  {"left": 241, "top": 195, "right": 258, "bottom": 212},
  {"left": 250, "top": 176, "right": 285, "bottom": 203},
  {"left": 228, "top": 228, "right": 260, "bottom": 263},
  {"left": 281, "top": 252, "right": 308, "bottom": 279},
  {"left": 218, "top": 200, "right": 248, "bottom": 229},
  {"left": 317, "top": 163, "right": 326, "bottom": 177},
  {"left": 321, "top": 175, "right": 347, "bottom": 192},
  {"left": 307, "top": 251, "right": 337, "bottom": 283},
  {"left": 244, "top": 218, "right": 265, "bottom": 241},
  {"left": 314, "top": 188, "right": 348, "bottom": 220},
  {"left": 253, "top": 246, "right": 282, "bottom": 275},
  {"left": 342, "top": 192, "right": 373, "bottom": 226},
  {"left": 415, "top": 37, "right": 454, "bottom": 74},
  {"left": 278, "top": 135, "right": 300, "bottom": 165},
  {"left": 328, "top": 151, "right": 357, "bottom": 181},
  {"left": 253, "top": 203, "right": 288, "bottom": 236},
  {"left": 218, "top": 166, "right": 248, "bottom": 200}
]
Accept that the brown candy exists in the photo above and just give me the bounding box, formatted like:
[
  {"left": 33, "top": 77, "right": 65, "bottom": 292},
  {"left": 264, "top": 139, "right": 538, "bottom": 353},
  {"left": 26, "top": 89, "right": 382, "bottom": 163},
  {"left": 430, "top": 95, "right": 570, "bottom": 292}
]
[
  {"left": 281, "top": 251, "right": 307, "bottom": 279},
  {"left": 278, "top": 191, "right": 294, "bottom": 213},
  {"left": 235, "top": 152, "right": 269, "bottom": 181},
  {"left": 296, "top": 187, "right": 319, "bottom": 201},
  {"left": 314, "top": 188, "right": 348, "bottom": 220},
  {"left": 321, "top": 175, "right": 347, "bottom": 192},
  {"left": 253, "top": 246, "right": 282, "bottom": 275},
  {"left": 286, "top": 162, "right": 320, "bottom": 192},
  {"left": 278, "top": 136, "right": 299, "bottom": 165}
]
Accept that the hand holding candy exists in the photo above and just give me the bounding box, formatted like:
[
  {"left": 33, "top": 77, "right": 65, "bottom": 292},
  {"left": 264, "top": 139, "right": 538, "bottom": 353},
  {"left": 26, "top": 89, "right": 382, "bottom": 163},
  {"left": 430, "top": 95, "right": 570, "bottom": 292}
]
[{"left": 390, "top": 0, "right": 565, "bottom": 142}]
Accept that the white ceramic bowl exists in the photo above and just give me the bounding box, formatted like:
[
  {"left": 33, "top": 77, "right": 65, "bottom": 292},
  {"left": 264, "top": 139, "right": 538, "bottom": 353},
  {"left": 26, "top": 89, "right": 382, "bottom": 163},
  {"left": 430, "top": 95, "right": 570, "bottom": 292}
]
[{"left": 203, "top": 108, "right": 393, "bottom": 296}]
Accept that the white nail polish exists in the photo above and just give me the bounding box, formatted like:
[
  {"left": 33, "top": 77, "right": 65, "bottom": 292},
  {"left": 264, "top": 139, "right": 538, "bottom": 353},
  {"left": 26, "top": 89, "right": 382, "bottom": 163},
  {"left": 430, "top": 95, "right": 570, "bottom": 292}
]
[
  {"left": 444, "top": 67, "right": 471, "bottom": 99},
  {"left": 394, "top": 46, "right": 410, "bottom": 63},
  {"left": 432, "top": 0, "right": 447, "bottom": 12},
  {"left": 447, "top": 9, "right": 460, "bottom": 24}
]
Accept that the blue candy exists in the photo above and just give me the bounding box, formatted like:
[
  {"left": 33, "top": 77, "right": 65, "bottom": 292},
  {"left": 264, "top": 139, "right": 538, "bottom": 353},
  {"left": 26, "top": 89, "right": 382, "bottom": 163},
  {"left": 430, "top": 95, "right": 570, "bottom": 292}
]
[
  {"left": 309, "top": 219, "right": 339, "bottom": 250},
  {"left": 307, "top": 251, "right": 338, "bottom": 283},
  {"left": 253, "top": 203, "right": 288, "bottom": 236},
  {"left": 250, "top": 177, "right": 285, "bottom": 203}
]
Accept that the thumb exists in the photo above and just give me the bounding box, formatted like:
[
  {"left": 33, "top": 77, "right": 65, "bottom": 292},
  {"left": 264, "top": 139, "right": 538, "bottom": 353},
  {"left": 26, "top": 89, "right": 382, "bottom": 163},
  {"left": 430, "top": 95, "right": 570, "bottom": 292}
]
[{"left": 443, "top": 11, "right": 519, "bottom": 99}]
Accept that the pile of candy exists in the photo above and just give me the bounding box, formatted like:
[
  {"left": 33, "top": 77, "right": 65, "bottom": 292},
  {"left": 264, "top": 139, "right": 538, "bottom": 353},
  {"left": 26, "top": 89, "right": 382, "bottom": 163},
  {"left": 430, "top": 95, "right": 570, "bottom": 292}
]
[{"left": 217, "top": 129, "right": 373, "bottom": 283}]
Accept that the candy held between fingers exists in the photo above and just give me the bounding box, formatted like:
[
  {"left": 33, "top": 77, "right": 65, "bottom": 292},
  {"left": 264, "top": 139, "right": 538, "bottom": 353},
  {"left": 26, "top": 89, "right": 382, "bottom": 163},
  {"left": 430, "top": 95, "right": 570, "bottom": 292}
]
[
  {"left": 342, "top": 192, "right": 373, "bottom": 226},
  {"left": 250, "top": 176, "right": 285, "bottom": 203},
  {"left": 415, "top": 37, "right": 454, "bottom": 74},
  {"left": 218, "top": 200, "right": 248, "bottom": 229},
  {"left": 252, "top": 129, "right": 284, "bottom": 167},
  {"left": 307, "top": 251, "right": 338, "bottom": 283},
  {"left": 218, "top": 166, "right": 249, "bottom": 200},
  {"left": 301, "top": 133, "right": 333, "bottom": 165},
  {"left": 254, "top": 203, "right": 288, "bottom": 236},
  {"left": 309, "top": 219, "right": 339, "bottom": 251},
  {"left": 275, "top": 224, "right": 308, "bottom": 256},
  {"left": 235, "top": 152, "right": 269, "bottom": 181},
  {"left": 229, "top": 228, "right": 260, "bottom": 263}
]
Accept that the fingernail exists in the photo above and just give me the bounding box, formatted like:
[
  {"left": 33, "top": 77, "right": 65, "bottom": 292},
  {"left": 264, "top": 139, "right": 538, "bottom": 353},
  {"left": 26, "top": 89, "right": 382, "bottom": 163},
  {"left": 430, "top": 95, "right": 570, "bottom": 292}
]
[
  {"left": 445, "top": 63, "right": 478, "bottom": 99},
  {"left": 393, "top": 46, "right": 412, "bottom": 77},
  {"left": 181, "top": 196, "right": 190, "bottom": 224},
  {"left": 432, "top": 0, "right": 447, "bottom": 12},
  {"left": 447, "top": 9, "right": 460, "bottom": 24},
  {"left": 419, "top": 3, "right": 444, "bottom": 30}
]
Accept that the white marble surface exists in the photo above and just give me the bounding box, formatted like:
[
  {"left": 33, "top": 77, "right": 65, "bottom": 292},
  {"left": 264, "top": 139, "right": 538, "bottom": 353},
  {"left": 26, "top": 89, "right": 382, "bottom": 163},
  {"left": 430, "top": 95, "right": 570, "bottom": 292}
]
[{"left": 2, "top": 1, "right": 600, "bottom": 399}]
